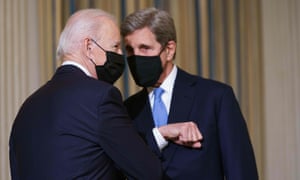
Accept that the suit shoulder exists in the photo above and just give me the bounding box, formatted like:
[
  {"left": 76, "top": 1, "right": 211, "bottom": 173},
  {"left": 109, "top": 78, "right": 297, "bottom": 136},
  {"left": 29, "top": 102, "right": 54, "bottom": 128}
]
[
  {"left": 178, "top": 68, "right": 232, "bottom": 91},
  {"left": 124, "top": 89, "right": 148, "bottom": 106},
  {"left": 197, "top": 77, "right": 232, "bottom": 90},
  {"left": 74, "top": 76, "right": 121, "bottom": 95},
  {"left": 124, "top": 89, "right": 145, "bottom": 104}
]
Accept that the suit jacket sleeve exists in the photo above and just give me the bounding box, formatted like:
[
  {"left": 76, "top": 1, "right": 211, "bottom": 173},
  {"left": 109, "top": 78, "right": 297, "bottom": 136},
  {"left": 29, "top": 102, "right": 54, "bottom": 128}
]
[
  {"left": 143, "top": 128, "right": 163, "bottom": 157},
  {"left": 96, "top": 86, "right": 162, "bottom": 180},
  {"left": 9, "top": 131, "right": 19, "bottom": 180},
  {"left": 218, "top": 87, "right": 259, "bottom": 180}
]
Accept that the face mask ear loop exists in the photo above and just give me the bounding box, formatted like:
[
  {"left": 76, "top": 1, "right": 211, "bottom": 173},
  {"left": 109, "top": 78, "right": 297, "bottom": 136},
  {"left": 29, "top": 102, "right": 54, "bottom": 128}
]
[
  {"left": 90, "top": 39, "right": 106, "bottom": 52},
  {"left": 89, "top": 58, "right": 97, "bottom": 66},
  {"left": 89, "top": 39, "right": 107, "bottom": 66},
  {"left": 158, "top": 44, "right": 167, "bottom": 56}
]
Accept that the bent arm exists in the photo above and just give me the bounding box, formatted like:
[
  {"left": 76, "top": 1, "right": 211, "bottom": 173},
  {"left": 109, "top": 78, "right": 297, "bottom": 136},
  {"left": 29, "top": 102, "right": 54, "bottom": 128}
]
[{"left": 97, "top": 87, "right": 162, "bottom": 180}]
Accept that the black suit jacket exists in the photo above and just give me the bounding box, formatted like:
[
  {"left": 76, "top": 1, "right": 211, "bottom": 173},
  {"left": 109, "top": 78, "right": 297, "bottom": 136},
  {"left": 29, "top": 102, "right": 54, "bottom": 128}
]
[
  {"left": 9, "top": 65, "right": 162, "bottom": 180},
  {"left": 125, "top": 68, "right": 258, "bottom": 180}
]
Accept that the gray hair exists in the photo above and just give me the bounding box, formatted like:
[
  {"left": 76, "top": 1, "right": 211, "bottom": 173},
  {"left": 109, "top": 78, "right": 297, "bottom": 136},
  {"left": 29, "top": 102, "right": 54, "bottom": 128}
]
[
  {"left": 121, "top": 7, "right": 177, "bottom": 48},
  {"left": 56, "top": 9, "right": 116, "bottom": 60}
]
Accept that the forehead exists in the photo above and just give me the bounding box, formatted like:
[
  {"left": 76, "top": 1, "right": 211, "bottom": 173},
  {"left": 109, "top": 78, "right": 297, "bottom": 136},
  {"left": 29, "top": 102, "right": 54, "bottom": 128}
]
[
  {"left": 124, "top": 27, "right": 158, "bottom": 47},
  {"left": 98, "top": 18, "right": 120, "bottom": 42}
]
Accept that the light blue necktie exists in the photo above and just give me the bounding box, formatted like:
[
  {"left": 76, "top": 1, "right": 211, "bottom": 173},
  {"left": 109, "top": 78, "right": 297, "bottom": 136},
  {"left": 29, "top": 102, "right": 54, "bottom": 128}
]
[{"left": 152, "top": 88, "right": 168, "bottom": 127}]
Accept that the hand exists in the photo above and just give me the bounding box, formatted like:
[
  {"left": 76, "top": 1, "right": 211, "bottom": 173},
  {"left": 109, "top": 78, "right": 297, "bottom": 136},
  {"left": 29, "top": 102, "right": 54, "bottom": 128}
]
[{"left": 158, "top": 122, "right": 203, "bottom": 148}]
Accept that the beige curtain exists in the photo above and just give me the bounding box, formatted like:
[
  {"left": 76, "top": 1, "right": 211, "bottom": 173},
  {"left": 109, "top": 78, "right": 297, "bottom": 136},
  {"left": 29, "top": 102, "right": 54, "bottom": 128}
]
[
  {"left": 262, "top": 0, "right": 300, "bottom": 179},
  {"left": 1, "top": 0, "right": 299, "bottom": 180},
  {"left": 0, "top": 0, "right": 40, "bottom": 179}
]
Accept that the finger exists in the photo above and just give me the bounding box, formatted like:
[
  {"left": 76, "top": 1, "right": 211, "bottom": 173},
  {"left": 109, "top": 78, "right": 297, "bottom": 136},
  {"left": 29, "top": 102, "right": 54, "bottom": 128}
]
[
  {"left": 191, "top": 141, "right": 201, "bottom": 148},
  {"left": 191, "top": 126, "right": 198, "bottom": 141},
  {"left": 195, "top": 128, "right": 202, "bottom": 141},
  {"left": 180, "top": 141, "right": 202, "bottom": 148},
  {"left": 180, "top": 125, "right": 197, "bottom": 142},
  {"left": 192, "top": 124, "right": 202, "bottom": 141},
  {"left": 188, "top": 122, "right": 197, "bottom": 141},
  {"left": 185, "top": 122, "right": 199, "bottom": 141}
]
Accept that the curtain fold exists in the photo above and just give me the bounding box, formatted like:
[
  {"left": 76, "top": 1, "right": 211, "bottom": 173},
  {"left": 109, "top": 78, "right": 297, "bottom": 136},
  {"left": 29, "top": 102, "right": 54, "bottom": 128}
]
[
  {"left": 1, "top": 0, "right": 282, "bottom": 179},
  {"left": 0, "top": 0, "right": 41, "bottom": 179}
]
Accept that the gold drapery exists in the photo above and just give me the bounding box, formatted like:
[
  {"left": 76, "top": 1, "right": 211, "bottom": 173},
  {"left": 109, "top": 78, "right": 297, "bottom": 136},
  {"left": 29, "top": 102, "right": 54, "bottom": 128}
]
[{"left": 3, "top": 0, "right": 300, "bottom": 179}]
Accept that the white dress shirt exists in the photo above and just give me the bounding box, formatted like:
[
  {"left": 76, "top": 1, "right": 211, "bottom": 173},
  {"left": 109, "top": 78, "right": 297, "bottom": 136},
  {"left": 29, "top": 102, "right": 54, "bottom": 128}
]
[
  {"left": 62, "top": 61, "right": 92, "bottom": 77},
  {"left": 149, "top": 65, "right": 178, "bottom": 150}
]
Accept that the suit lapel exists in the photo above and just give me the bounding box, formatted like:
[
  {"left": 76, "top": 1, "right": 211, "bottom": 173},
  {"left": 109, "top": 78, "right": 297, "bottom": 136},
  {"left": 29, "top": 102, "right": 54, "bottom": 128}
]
[
  {"left": 163, "top": 68, "right": 198, "bottom": 168},
  {"left": 168, "top": 68, "right": 197, "bottom": 124},
  {"left": 135, "top": 89, "right": 156, "bottom": 133},
  {"left": 136, "top": 69, "right": 198, "bottom": 131},
  {"left": 133, "top": 69, "right": 199, "bottom": 169}
]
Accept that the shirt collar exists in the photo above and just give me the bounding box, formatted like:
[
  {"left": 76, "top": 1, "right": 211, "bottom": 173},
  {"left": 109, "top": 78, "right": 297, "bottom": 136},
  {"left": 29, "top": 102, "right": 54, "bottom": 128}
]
[
  {"left": 148, "top": 65, "right": 178, "bottom": 95},
  {"left": 160, "top": 65, "right": 177, "bottom": 93},
  {"left": 61, "top": 60, "right": 92, "bottom": 77}
]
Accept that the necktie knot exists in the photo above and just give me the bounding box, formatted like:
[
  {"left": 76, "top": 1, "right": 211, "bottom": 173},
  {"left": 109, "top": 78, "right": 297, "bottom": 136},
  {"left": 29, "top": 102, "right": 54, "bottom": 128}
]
[{"left": 154, "top": 88, "right": 164, "bottom": 99}]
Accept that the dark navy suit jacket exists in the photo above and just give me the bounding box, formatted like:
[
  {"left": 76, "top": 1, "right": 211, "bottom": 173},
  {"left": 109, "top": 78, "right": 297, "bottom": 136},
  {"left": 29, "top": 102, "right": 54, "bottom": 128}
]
[
  {"left": 124, "top": 68, "right": 258, "bottom": 180},
  {"left": 9, "top": 65, "right": 162, "bottom": 180}
]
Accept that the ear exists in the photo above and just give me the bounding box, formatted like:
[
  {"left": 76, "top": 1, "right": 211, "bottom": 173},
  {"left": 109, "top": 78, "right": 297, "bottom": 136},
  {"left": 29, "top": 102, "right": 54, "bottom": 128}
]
[
  {"left": 166, "top": 40, "right": 176, "bottom": 61},
  {"left": 84, "top": 38, "right": 94, "bottom": 58}
]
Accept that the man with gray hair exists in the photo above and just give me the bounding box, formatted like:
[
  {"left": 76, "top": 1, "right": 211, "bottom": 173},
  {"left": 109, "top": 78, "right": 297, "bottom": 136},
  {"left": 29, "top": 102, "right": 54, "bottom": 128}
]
[
  {"left": 122, "top": 7, "right": 258, "bottom": 180},
  {"left": 9, "top": 8, "right": 162, "bottom": 180}
]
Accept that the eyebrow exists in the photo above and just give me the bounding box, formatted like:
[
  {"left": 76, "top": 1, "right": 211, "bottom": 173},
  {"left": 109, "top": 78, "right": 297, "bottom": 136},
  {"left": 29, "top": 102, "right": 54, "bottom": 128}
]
[
  {"left": 139, "top": 44, "right": 151, "bottom": 49},
  {"left": 125, "top": 43, "right": 151, "bottom": 49}
]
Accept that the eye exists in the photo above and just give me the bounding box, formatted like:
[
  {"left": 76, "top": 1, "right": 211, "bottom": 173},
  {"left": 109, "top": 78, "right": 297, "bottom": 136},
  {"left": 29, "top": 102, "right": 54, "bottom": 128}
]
[
  {"left": 112, "top": 44, "right": 120, "bottom": 50},
  {"left": 140, "top": 45, "right": 150, "bottom": 50},
  {"left": 139, "top": 45, "right": 152, "bottom": 54}
]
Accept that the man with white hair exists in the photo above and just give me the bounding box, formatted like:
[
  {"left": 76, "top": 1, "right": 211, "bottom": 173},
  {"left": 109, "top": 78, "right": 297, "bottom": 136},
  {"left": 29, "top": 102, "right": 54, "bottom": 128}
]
[{"left": 9, "top": 9, "right": 162, "bottom": 180}]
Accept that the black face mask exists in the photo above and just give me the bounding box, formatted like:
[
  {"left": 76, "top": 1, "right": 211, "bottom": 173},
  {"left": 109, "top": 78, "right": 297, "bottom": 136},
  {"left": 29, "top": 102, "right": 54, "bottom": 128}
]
[
  {"left": 127, "top": 55, "right": 163, "bottom": 87},
  {"left": 90, "top": 39, "right": 125, "bottom": 84}
]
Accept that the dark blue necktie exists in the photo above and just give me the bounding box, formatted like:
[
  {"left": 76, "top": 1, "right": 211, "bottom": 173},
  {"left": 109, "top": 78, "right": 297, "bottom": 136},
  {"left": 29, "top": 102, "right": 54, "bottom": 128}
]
[{"left": 152, "top": 88, "right": 168, "bottom": 127}]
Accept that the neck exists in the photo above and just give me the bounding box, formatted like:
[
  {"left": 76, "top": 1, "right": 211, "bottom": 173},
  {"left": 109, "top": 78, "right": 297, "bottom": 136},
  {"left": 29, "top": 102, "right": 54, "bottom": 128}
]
[
  {"left": 156, "top": 62, "right": 174, "bottom": 85},
  {"left": 62, "top": 55, "right": 97, "bottom": 79}
]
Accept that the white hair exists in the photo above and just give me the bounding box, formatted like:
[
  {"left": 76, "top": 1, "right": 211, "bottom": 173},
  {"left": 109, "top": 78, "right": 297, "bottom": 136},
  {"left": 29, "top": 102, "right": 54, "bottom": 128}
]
[{"left": 56, "top": 9, "right": 116, "bottom": 60}]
